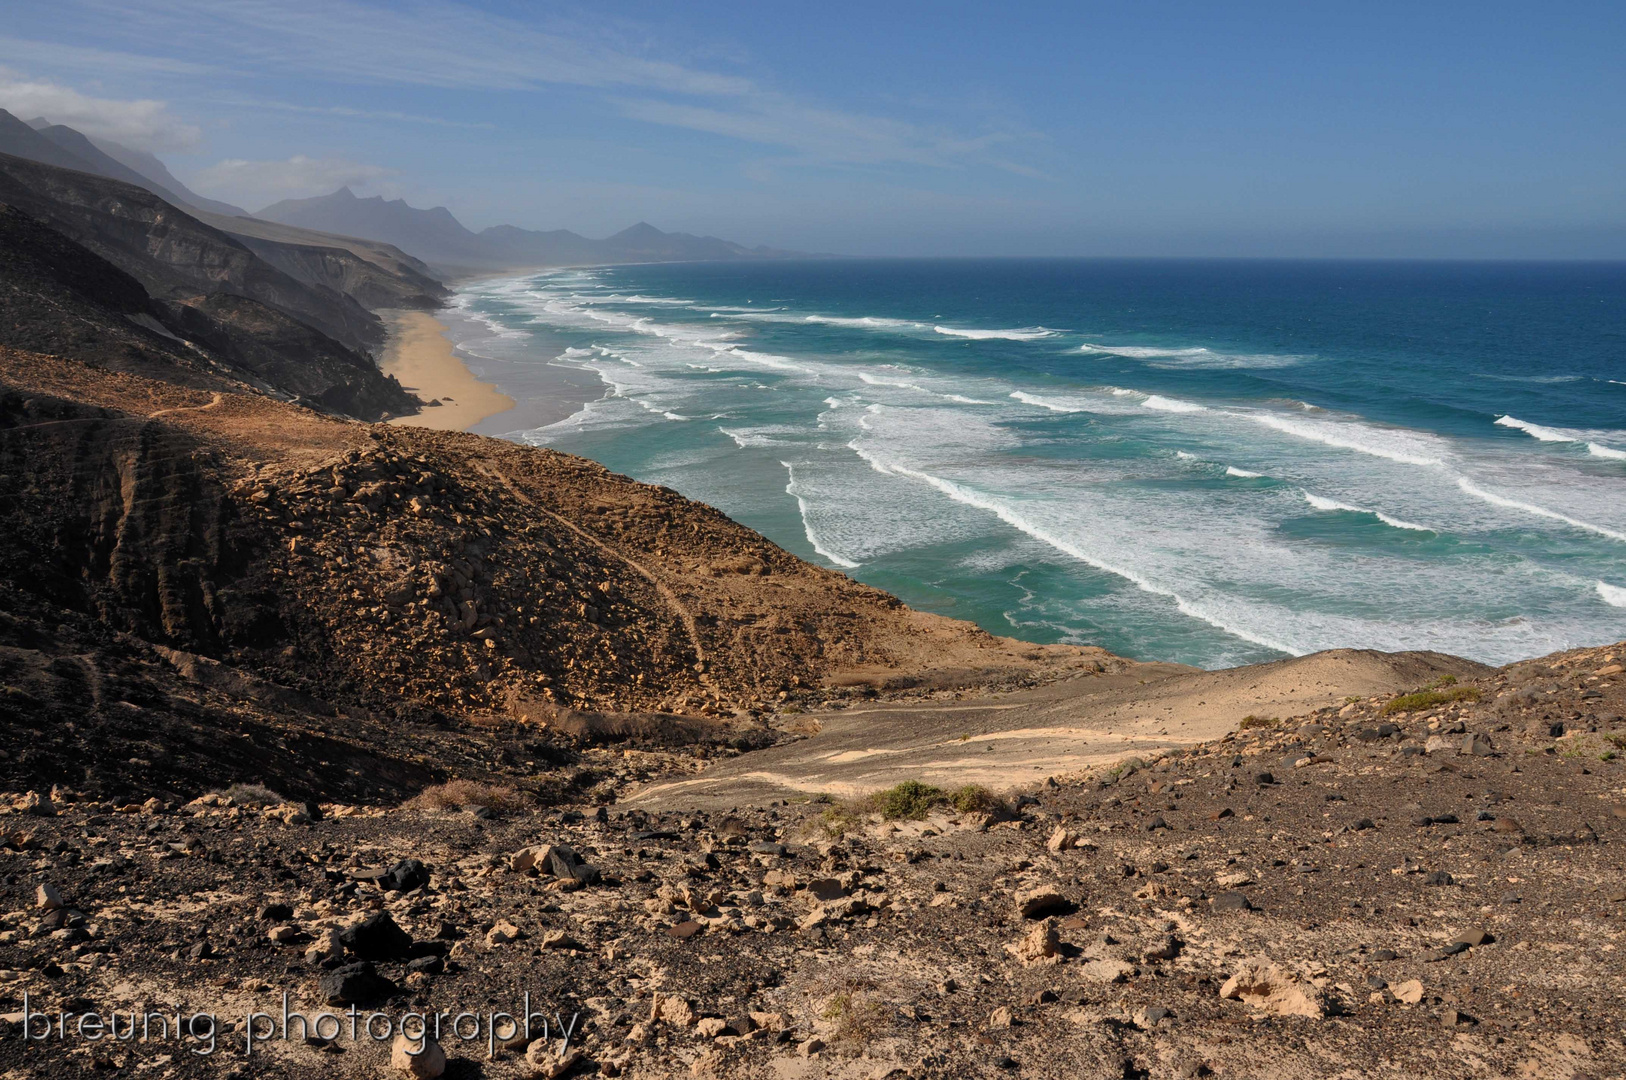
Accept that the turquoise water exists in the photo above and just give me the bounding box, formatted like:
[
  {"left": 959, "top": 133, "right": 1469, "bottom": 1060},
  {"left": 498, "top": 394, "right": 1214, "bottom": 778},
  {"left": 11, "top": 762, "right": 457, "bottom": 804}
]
[{"left": 450, "top": 258, "right": 1626, "bottom": 669}]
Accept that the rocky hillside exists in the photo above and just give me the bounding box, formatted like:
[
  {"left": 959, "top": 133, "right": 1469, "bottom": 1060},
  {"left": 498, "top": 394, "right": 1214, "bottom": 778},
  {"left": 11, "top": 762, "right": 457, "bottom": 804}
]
[
  {"left": 0, "top": 641, "right": 1618, "bottom": 1078},
  {"left": 0, "top": 346, "right": 1111, "bottom": 807}
]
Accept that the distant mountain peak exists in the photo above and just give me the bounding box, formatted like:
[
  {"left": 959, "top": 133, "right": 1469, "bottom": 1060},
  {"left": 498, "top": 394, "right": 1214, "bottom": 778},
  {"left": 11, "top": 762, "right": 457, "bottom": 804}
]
[{"left": 610, "top": 221, "right": 667, "bottom": 243}]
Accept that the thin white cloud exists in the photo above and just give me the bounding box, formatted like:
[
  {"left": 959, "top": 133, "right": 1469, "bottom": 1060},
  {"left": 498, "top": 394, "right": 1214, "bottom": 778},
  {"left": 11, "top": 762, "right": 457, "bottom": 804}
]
[
  {"left": 0, "top": 67, "right": 201, "bottom": 150},
  {"left": 191, "top": 155, "right": 395, "bottom": 209},
  {"left": 61, "top": 0, "right": 1040, "bottom": 175},
  {"left": 74, "top": 0, "right": 751, "bottom": 96},
  {"left": 0, "top": 36, "right": 218, "bottom": 77},
  {"left": 214, "top": 97, "right": 495, "bottom": 130}
]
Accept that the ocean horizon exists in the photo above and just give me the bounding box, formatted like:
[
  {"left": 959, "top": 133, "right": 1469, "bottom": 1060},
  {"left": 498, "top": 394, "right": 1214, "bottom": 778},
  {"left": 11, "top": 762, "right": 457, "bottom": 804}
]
[{"left": 439, "top": 257, "right": 1626, "bottom": 670}]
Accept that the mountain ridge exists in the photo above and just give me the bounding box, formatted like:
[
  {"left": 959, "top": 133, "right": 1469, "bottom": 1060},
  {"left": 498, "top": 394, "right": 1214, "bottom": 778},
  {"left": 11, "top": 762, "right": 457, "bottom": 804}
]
[{"left": 256, "top": 185, "right": 808, "bottom": 271}]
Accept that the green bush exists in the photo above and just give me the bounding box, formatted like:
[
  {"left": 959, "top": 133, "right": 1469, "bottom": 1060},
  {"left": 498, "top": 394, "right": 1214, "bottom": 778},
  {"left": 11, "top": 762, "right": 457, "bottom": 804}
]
[
  {"left": 1381, "top": 686, "right": 1480, "bottom": 715},
  {"left": 874, "top": 780, "right": 947, "bottom": 820},
  {"left": 948, "top": 784, "right": 998, "bottom": 814}
]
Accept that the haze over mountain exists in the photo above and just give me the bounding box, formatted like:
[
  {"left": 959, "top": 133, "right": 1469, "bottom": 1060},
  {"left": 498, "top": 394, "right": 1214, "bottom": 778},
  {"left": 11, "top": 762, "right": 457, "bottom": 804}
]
[{"left": 256, "top": 186, "right": 806, "bottom": 272}]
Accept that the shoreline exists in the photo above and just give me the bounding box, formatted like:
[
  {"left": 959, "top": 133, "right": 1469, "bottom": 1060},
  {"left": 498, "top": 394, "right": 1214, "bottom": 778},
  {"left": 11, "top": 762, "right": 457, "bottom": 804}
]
[
  {"left": 377, "top": 309, "right": 515, "bottom": 431},
  {"left": 378, "top": 284, "right": 606, "bottom": 436}
]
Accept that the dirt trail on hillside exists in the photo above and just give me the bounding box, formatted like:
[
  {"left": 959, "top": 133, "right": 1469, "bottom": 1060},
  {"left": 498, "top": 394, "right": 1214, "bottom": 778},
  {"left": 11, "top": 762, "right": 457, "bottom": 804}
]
[{"left": 627, "top": 648, "right": 1491, "bottom": 809}]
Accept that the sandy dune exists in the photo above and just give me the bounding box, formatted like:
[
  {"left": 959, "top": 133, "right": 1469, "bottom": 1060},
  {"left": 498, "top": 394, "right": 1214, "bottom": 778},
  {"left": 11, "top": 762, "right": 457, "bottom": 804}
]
[{"left": 626, "top": 647, "right": 1491, "bottom": 809}]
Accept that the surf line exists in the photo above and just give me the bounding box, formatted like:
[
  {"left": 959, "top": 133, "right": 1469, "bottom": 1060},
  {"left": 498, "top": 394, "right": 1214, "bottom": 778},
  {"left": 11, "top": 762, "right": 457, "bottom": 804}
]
[{"left": 848, "top": 441, "right": 1300, "bottom": 656}]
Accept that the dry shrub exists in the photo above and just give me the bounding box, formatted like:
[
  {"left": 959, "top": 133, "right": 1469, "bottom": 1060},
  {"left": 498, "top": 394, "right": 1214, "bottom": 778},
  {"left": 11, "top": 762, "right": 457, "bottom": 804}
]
[
  {"left": 404, "top": 779, "right": 526, "bottom": 813},
  {"left": 214, "top": 783, "right": 285, "bottom": 808}
]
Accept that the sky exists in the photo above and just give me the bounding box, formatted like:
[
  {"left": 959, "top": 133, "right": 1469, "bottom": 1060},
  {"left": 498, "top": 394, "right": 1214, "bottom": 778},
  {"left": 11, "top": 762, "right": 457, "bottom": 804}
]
[{"left": 1, "top": 1, "right": 1622, "bottom": 257}]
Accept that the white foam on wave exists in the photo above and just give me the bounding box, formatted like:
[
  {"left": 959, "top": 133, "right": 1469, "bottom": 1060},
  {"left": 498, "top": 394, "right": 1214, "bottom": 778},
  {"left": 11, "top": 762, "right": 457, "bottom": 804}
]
[
  {"left": 1599, "top": 581, "right": 1626, "bottom": 607},
  {"left": 858, "top": 372, "right": 929, "bottom": 392},
  {"left": 1175, "top": 450, "right": 1199, "bottom": 460},
  {"left": 1244, "top": 412, "right": 1445, "bottom": 467},
  {"left": 1496, "top": 415, "right": 1570, "bottom": 442},
  {"left": 1495, "top": 415, "right": 1626, "bottom": 460},
  {"left": 846, "top": 442, "right": 1299, "bottom": 655},
  {"left": 1080, "top": 343, "right": 1299, "bottom": 369},
  {"left": 935, "top": 325, "right": 1060, "bottom": 341},
  {"left": 591, "top": 293, "right": 694, "bottom": 306},
  {"left": 1082, "top": 343, "right": 1209, "bottom": 358},
  {"left": 1455, "top": 477, "right": 1626, "bottom": 542},
  {"left": 1011, "top": 391, "right": 1084, "bottom": 413},
  {"left": 1302, "top": 492, "right": 1431, "bottom": 532},
  {"left": 781, "top": 461, "right": 861, "bottom": 568},
  {"left": 1225, "top": 467, "right": 1262, "bottom": 478},
  {"left": 1142, "top": 395, "right": 1206, "bottom": 413},
  {"left": 809, "top": 314, "right": 929, "bottom": 331}
]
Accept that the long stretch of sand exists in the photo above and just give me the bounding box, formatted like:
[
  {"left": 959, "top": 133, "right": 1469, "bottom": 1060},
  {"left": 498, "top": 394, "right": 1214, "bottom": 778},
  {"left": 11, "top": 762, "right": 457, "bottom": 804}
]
[{"left": 378, "top": 309, "right": 514, "bottom": 431}]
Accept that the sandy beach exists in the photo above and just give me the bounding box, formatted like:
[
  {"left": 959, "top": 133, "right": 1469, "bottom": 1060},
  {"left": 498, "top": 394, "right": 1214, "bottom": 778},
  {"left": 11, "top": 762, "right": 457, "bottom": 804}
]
[{"left": 378, "top": 309, "right": 514, "bottom": 431}]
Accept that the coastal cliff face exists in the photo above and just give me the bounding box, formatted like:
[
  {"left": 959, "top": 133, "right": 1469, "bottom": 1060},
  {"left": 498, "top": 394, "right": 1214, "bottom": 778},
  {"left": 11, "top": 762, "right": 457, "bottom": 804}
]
[
  {"left": 231, "top": 233, "right": 448, "bottom": 312},
  {"left": 0, "top": 152, "right": 385, "bottom": 354},
  {"left": 0, "top": 204, "right": 420, "bottom": 419}
]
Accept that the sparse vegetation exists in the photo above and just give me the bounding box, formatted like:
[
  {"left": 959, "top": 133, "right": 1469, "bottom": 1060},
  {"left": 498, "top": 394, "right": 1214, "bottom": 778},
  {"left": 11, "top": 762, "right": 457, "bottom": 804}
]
[
  {"left": 1238, "top": 714, "right": 1276, "bottom": 730},
  {"left": 215, "top": 783, "right": 285, "bottom": 808},
  {"left": 403, "top": 779, "right": 526, "bottom": 812},
  {"left": 820, "top": 989, "right": 890, "bottom": 1045},
  {"left": 814, "top": 803, "right": 860, "bottom": 838},
  {"left": 872, "top": 780, "right": 947, "bottom": 820},
  {"left": 948, "top": 783, "right": 999, "bottom": 814},
  {"left": 1382, "top": 685, "right": 1481, "bottom": 715}
]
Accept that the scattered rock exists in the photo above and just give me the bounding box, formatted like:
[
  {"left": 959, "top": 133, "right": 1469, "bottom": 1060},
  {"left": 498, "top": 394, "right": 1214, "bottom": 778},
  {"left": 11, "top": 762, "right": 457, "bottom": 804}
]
[
  {"left": 1392, "top": 980, "right": 1424, "bottom": 1004},
  {"left": 1015, "top": 887, "right": 1069, "bottom": 919},
  {"left": 1009, "top": 918, "right": 1062, "bottom": 965},
  {"left": 342, "top": 911, "right": 414, "bottom": 960},
  {"left": 319, "top": 962, "right": 396, "bottom": 1005},
  {"left": 485, "top": 920, "right": 524, "bottom": 947},
  {"left": 390, "top": 1033, "right": 447, "bottom": 1079},
  {"left": 1218, "top": 958, "right": 1326, "bottom": 1018},
  {"left": 34, "top": 884, "right": 62, "bottom": 910}
]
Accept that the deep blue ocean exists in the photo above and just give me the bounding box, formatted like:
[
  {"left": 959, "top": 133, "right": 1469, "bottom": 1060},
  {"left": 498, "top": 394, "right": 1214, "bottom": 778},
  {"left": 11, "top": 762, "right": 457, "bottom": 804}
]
[{"left": 448, "top": 258, "right": 1626, "bottom": 669}]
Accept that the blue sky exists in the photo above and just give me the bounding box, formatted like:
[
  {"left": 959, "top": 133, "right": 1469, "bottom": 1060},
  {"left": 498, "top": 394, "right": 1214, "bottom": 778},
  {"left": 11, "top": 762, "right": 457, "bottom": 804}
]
[{"left": 1, "top": 1, "right": 1622, "bottom": 256}]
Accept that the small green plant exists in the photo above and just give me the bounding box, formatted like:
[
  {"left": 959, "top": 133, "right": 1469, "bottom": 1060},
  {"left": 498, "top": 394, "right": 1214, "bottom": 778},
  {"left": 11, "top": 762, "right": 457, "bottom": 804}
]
[
  {"left": 948, "top": 784, "right": 999, "bottom": 814},
  {"left": 814, "top": 804, "right": 860, "bottom": 838},
  {"left": 1238, "top": 715, "right": 1276, "bottom": 730},
  {"left": 1600, "top": 750, "right": 1617, "bottom": 762},
  {"left": 1382, "top": 686, "right": 1481, "bottom": 715},
  {"left": 873, "top": 780, "right": 947, "bottom": 820}
]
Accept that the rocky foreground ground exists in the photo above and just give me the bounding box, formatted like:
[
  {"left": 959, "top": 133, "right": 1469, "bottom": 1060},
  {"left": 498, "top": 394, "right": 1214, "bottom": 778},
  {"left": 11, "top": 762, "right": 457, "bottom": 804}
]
[{"left": 1, "top": 641, "right": 1621, "bottom": 1079}]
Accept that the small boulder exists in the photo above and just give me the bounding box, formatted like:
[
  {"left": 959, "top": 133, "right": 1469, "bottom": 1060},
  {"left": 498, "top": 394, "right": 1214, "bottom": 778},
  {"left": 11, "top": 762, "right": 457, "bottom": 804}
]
[
  {"left": 1218, "top": 958, "right": 1325, "bottom": 1018},
  {"left": 341, "top": 911, "right": 414, "bottom": 960},
  {"left": 485, "top": 920, "right": 523, "bottom": 947},
  {"left": 319, "top": 962, "right": 395, "bottom": 1005},
  {"left": 34, "top": 884, "right": 62, "bottom": 911},
  {"left": 390, "top": 1033, "right": 446, "bottom": 1079},
  {"left": 383, "top": 858, "right": 430, "bottom": 893},
  {"left": 1008, "top": 919, "right": 1062, "bottom": 965},
  {"left": 1015, "top": 887, "right": 1069, "bottom": 919},
  {"left": 1392, "top": 979, "right": 1424, "bottom": 1004}
]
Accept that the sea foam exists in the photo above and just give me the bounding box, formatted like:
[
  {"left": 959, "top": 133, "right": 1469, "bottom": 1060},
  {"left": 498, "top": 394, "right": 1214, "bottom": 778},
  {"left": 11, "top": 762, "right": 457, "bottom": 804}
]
[{"left": 1302, "top": 492, "right": 1432, "bottom": 532}]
